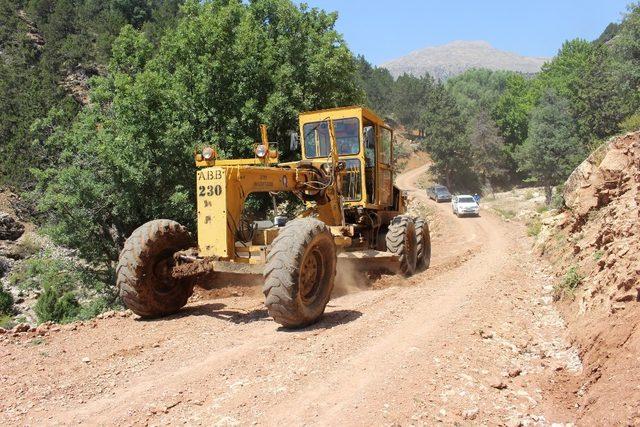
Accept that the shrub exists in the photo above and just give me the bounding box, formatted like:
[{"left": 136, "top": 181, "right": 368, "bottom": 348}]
[
  {"left": 535, "top": 204, "right": 548, "bottom": 214},
  {"left": 8, "top": 251, "right": 114, "bottom": 323},
  {"left": 34, "top": 284, "right": 80, "bottom": 323},
  {"left": 9, "top": 251, "right": 100, "bottom": 293},
  {"left": 620, "top": 112, "right": 640, "bottom": 133},
  {"left": 0, "top": 287, "right": 14, "bottom": 315},
  {"left": 77, "top": 296, "right": 120, "bottom": 321},
  {"left": 527, "top": 217, "right": 543, "bottom": 237},
  {"left": 551, "top": 184, "right": 565, "bottom": 210},
  {"left": 15, "top": 233, "right": 41, "bottom": 258},
  {"left": 553, "top": 266, "right": 584, "bottom": 301},
  {"left": 0, "top": 314, "right": 14, "bottom": 329},
  {"left": 494, "top": 207, "right": 516, "bottom": 219}
]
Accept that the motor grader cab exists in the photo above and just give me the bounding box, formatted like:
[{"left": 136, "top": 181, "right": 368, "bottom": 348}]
[{"left": 116, "top": 106, "right": 431, "bottom": 328}]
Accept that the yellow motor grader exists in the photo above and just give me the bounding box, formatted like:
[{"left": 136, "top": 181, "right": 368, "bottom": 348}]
[{"left": 116, "top": 106, "right": 431, "bottom": 328}]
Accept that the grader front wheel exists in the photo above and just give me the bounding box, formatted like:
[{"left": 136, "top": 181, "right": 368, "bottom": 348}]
[
  {"left": 116, "top": 219, "right": 195, "bottom": 318},
  {"left": 263, "top": 218, "right": 337, "bottom": 328}
]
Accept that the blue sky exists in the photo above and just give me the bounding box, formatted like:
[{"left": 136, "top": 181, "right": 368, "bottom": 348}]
[{"left": 298, "top": 0, "right": 633, "bottom": 65}]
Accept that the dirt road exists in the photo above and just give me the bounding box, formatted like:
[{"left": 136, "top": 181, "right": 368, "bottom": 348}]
[{"left": 0, "top": 165, "right": 580, "bottom": 426}]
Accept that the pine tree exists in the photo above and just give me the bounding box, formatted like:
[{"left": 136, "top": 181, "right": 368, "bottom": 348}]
[
  {"left": 393, "top": 73, "right": 435, "bottom": 135},
  {"left": 355, "top": 55, "right": 394, "bottom": 116},
  {"left": 469, "top": 110, "right": 508, "bottom": 193},
  {"left": 516, "top": 90, "right": 586, "bottom": 204},
  {"left": 421, "top": 84, "right": 473, "bottom": 189}
]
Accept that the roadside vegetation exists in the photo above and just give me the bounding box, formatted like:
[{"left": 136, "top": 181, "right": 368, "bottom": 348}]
[{"left": 553, "top": 266, "right": 584, "bottom": 301}]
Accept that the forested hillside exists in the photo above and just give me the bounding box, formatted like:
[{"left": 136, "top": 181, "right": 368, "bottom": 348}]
[
  {"left": 358, "top": 3, "right": 640, "bottom": 201},
  {"left": 0, "top": 0, "right": 184, "bottom": 188}
]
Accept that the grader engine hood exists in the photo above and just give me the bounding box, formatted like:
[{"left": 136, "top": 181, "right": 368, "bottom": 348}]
[{"left": 197, "top": 167, "right": 228, "bottom": 258}]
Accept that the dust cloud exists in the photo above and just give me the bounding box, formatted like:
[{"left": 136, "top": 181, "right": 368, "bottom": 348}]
[{"left": 332, "top": 260, "right": 372, "bottom": 297}]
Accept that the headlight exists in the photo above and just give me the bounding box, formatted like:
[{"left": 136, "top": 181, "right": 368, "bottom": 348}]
[
  {"left": 255, "top": 144, "right": 268, "bottom": 158},
  {"left": 202, "top": 147, "right": 214, "bottom": 160}
]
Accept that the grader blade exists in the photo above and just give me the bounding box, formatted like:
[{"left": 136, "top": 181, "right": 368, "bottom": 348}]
[
  {"left": 337, "top": 250, "right": 400, "bottom": 273},
  {"left": 172, "top": 259, "right": 263, "bottom": 289}
]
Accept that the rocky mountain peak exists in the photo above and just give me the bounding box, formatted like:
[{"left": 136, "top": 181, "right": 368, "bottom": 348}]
[{"left": 381, "top": 40, "right": 549, "bottom": 80}]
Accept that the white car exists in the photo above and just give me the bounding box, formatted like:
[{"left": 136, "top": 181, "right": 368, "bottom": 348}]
[{"left": 452, "top": 195, "right": 480, "bottom": 217}]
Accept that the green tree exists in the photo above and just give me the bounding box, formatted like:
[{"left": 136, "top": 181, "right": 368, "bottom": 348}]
[
  {"left": 492, "top": 73, "right": 536, "bottom": 148},
  {"left": 420, "top": 83, "right": 473, "bottom": 189},
  {"left": 355, "top": 55, "right": 394, "bottom": 115},
  {"left": 573, "top": 45, "right": 630, "bottom": 142},
  {"left": 468, "top": 110, "right": 509, "bottom": 193},
  {"left": 536, "top": 38, "right": 602, "bottom": 144},
  {"left": 34, "top": 0, "right": 363, "bottom": 269},
  {"left": 537, "top": 39, "right": 593, "bottom": 104},
  {"left": 612, "top": 2, "right": 640, "bottom": 118},
  {"left": 446, "top": 69, "right": 513, "bottom": 119},
  {"left": 595, "top": 22, "right": 620, "bottom": 46},
  {"left": 392, "top": 73, "right": 435, "bottom": 134},
  {"left": 516, "top": 90, "right": 586, "bottom": 204},
  {"left": 0, "top": 0, "right": 186, "bottom": 189}
]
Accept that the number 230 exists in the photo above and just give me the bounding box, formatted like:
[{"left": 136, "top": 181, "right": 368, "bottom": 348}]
[{"left": 198, "top": 185, "right": 222, "bottom": 197}]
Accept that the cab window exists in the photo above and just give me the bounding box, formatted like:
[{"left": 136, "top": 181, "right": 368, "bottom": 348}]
[
  {"left": 303, "top": 118, "right": 360, "bottom": 158},
  {"left": 379, "top": 127, "right": 392, "bottom": 165},
  {"left": 340, "top": 159, "right": 362, "bottom": 201}
]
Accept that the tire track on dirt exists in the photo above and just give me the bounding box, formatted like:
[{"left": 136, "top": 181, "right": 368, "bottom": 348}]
[{"left": 33, "top": 163, "right": 492, "bottom": 425}]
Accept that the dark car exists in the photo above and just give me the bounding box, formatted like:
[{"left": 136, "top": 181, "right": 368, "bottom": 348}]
[{"left": 426, "top": 185, "right": 452, "bottom": 202}]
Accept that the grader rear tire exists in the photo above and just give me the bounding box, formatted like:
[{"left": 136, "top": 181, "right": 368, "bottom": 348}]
[
  {"left": 116, "top": 219, "right": 194, "bottom": 318},
  {"left": 263, "top": 218, "right": 337, "bottom": 328},
  {"left": 415, "top": 217, "right": 431, "bottom": 270},
  {"left": 386, "top": 215, "right": 417, "bottom": 277}
]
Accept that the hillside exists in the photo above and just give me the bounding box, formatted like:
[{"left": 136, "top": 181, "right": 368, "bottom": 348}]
[
  {"left": 535, "top": 131, "right": 640, "bottom": 424},
  {"left": 381, "top": 40, "right": 549, "bottom": 79}
]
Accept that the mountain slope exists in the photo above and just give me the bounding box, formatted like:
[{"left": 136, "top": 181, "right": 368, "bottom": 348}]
[{"left": 381, "top": 40, "right": 549, "bottom": 80}]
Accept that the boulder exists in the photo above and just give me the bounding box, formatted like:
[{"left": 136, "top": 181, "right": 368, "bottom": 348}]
[
  {"left": 564, "top": 142, "right": 607, "bottom": 214},
  {"left": 0, "top": 256, "right": 13, "bottom": 277},
  {"left": 0, "top": 213, "right": 25, "bottom": 241},
  {"left": 12, "top": 323, "right": 30, "bottom": 333},
  {"left": 0, "top": 240, "right": 24, "bottom": 260}
]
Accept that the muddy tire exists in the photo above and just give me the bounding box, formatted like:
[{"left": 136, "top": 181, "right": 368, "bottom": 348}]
[
  {"left": 116, "top": 219, "right": 194, "bottom": 318},
  {"left": 263, "top": 218, "right": 337, "bottom": 328},
  {"left": 386, "top": 215, "right": 417, "bottom": 277},
  {"left": 415, "top": 217, "right": 431, "bottom": 271}
]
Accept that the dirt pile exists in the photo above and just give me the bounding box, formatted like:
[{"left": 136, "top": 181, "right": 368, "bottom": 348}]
[{"left": 535, "top": 130, "right": 640, "bottom": 424}]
